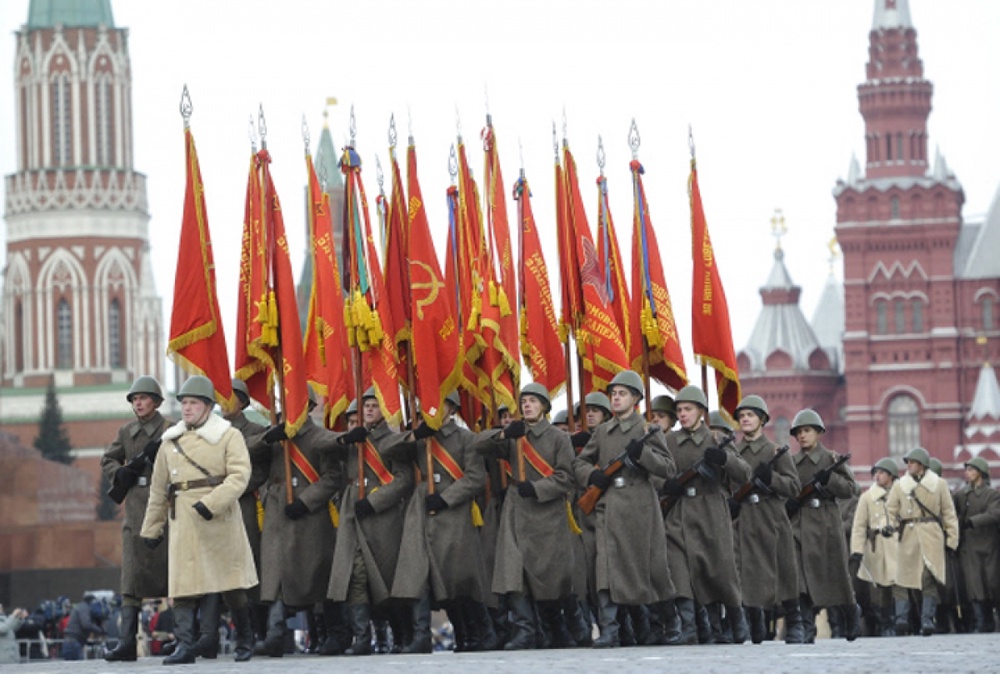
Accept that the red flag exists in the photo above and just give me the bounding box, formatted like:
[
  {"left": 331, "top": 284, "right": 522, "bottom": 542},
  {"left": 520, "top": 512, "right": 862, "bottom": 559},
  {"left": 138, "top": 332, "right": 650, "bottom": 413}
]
[
  {"left": 407, "top": 143, "right": 462, "bottom": 429},
  {"left": 595, "top": 173, "right": 632, "bottom": 368},
  {"left": 515, "top": 172, "right": 566, "bottom": 395},
  {"left": 554, "top": 155, "right": 581, "bottom": 342},
  {"left": 167, "top": 127, "right": 236, "bottom": 412},
  {"left": 690, "top": 156, "right": 740, "bottom": 415},
  {"left": 629, "top": 159, "right": 688, "bottom": 391},
  {"left": 381, "top": 146, "right": 411, "bottom": 382}
]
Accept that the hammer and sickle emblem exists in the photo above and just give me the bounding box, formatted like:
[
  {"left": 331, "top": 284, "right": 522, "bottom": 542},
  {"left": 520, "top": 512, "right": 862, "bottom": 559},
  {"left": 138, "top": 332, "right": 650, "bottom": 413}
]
[{"left": 410, "top": 260, "right": 444, "bottom": 320}]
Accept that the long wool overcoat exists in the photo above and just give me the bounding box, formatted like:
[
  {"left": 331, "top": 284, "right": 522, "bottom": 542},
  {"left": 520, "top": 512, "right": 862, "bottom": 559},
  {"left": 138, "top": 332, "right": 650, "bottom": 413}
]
[
  {"left": 953, "top": 481, "right": 1000, "bottom": 601},
  {"left": 886, "top": 469, "right": 959, "bottom": 589},
  {"left": 850, "top": 482, "right": 899, "bottom": 588}
]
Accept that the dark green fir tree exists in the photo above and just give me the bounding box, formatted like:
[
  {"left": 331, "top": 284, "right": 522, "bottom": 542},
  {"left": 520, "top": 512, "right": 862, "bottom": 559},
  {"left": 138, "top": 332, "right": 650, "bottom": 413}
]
[{"left": 33, "top": 379, "right": 73, "bottom": 465}]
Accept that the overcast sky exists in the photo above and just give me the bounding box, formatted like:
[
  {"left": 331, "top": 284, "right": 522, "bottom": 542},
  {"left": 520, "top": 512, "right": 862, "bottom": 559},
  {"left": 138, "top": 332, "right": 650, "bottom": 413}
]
[{"left": 2, "top": 0, "right": 999, "bottom": 398}]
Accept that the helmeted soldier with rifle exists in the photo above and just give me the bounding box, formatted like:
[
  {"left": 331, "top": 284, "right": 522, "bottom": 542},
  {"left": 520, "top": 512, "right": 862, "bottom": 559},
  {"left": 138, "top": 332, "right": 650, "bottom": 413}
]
[
  {"left": 954, "top": 456, "right": 1000, "bottom": 633},
  {"left": 850, "top": 457, "right": 901, "bottom": 636}
]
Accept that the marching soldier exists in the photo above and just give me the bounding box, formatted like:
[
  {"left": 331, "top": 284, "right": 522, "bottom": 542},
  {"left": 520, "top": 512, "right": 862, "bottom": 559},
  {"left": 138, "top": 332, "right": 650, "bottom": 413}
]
[
  {"left": 731, "top": 395, "right": 803, "bottom": 644},
  {"left": 139, "top": 375, "right": 258, "bottom": 664},
  {"left": 662, "top": 385, "right": 750, "bottom": 645},
  {"left": 479, "top": 404, "right": 512, "bottom": 647},
  {"left": 649, "top": 395, "right": 677, "bottom": 433},
  {"left": 552, "top": 409, "right": 570, "bottom": 431},
  {"left": 472, "top": 383, "right": 577, "bottom": 650},
  {"left": 100, "top": 376, "right": 170, "bottom": 662},
  {"left": 849, "top": 458, "right": 900, "bottom": 636},
  {"left": 954, "top": 456, "right": 1000, "bottom": 632},
  {"left": 785, "top": 408, "right": 861, "bottom": 642},
  {"left": 886, "top": 447, "right": 959, "bottom": 636}
]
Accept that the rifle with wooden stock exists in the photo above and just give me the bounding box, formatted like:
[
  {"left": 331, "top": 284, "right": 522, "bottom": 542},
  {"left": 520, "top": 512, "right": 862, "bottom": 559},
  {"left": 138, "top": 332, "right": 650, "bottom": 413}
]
[
  {"left": 577, "top": 426, "right": 660, "bottom": 515},
  {"left": 784, "top": 452, "right": 852, "bottom": 517},
  {"left": 731, "top": 445, "right": 789, "bottom": 503},
  {"left": 659, "top": 433, "right": 736, "bottom": 516}
]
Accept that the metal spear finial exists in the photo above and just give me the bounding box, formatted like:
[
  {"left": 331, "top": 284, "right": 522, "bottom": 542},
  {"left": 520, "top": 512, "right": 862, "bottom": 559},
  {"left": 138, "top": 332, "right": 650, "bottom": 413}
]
[
  {"left": 597, "top": 135, "right": 606, "bottom": 177},
  {"left": 552, "top": 122, "right": 559, "bottom": 162},
  {"left": 179, "top": 85, "right": 193, "bottom": 128},
  {"left": 448, "top": 144, "right": 458, "bottom": 184},
  {"left": 628, "top": 118, "right": 640, "bottom": 160},
  {"left": 688, "top": 124, "right": 696, "bottom": 160},
  {"left": 258, "top": 104, "right": 267, "bottom": 150},
  {"left": 302, "top": 114, "right": 310, "bottom": 156},
  {"left": 376, "top": 155, "right": 385, "bottom": 194},
  {"left": 349, "top": 104, "right": 357, "bottom": 147},
  {"left": 389, "top": 114, "right": 398, "bottom": 151},
  {"left": 248, "top": 115, "right": 257, "bottom": 153}
]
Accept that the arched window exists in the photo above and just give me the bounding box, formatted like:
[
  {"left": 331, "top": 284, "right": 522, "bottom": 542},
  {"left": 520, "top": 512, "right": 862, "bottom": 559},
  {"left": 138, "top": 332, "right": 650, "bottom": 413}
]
[
  {"left": 95, "top": 75, "right": 113, "bottom": 166},
  {"left": 912, "top": 299, "right": 923, "bottom": 333},
  {"left": 896, "top": 132, "right": 904, "bottom": 160},
  {"left": 891, "top": 196, "right": 900, "bottom": 219},
  {"left": 109, "top": 299, "right": 122, "bottom": 368},
  {"left": 984, "top": 296, "right": 995, "bottom": 331},
  {"left": 894, "top": 298, "right": 906, "bottom": 333},
  {"left": 14, "top": 301, "right": 24, "bottom": 373},
  {"left": 51, "top": 73, "right": 72, "bottom": 166},
  {"left": 876, "top": 299, "right": 888, "bottom": 335},
  {"left": 887, "top": 394, "right": 921, "bottom": 459},
  {"left": 57, "top": 298, "right": 72, "bottom": 368}
]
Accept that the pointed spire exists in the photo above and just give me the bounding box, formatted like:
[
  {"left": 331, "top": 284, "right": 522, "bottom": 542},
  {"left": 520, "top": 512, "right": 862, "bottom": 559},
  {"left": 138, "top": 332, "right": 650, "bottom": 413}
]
[
  {"left": 932, "top": 146, "right": 950, "bottom": 181},
  {"left": 872, "top": 0, "right": 912, "bottom": 31},
  {"left": 967, "top": 362, "right": 1000, "bottom": 426},
  {"left": 846, "top": 153, "right": 862, "bottom": 186},
  {"left": 764, "top": 249, "right": 795, "bottom": 290}
]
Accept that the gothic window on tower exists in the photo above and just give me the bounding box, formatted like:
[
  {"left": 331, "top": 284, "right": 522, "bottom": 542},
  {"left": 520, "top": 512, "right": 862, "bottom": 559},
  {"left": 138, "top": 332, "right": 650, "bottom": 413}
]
[
  {"left": 109, "top": 299, "right": 122, "bottom": 368},
  {"left": 876, "top": 299, "right": 888, "bottom": 335},
  {"left": 57, "top": 298, "right": 72, "bottom": 369},
  {"left": 894, "top": 298, "right": 906, "bottom": 333},
  {"left": 895, "top": 133, "right": 903, "bottom": 161},
  {"left": 887, "top": 394, "right": 921, "bottom": 460},
  {"left": 912, "top": 299, "right": 923, "bottom": 333},
  {"left": 51, "top": 74, "right": 72, "bottom": 166},
  {"left": 891, "top": 196, "right": 900, "bottom": 220},
  {"left": 96, "top": 75, "right": 113, "bottom": 166},
  {"left": 983, "top": 295, "right": 995, "bottom": 331},
  {"left": 14, "top": 301, "right": 24, "bottom": 373}
]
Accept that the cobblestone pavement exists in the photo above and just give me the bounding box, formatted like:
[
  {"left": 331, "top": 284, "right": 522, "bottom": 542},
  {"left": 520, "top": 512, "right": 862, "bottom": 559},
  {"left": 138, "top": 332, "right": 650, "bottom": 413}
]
[{"left": 2, "top": 635, "right": 994, "bottom": 674}]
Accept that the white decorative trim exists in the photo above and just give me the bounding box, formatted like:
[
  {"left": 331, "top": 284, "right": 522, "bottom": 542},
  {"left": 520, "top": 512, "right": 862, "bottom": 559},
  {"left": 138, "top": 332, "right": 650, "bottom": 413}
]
[{"left": 4, "top": 169, "right": 149, "bottom": 218}]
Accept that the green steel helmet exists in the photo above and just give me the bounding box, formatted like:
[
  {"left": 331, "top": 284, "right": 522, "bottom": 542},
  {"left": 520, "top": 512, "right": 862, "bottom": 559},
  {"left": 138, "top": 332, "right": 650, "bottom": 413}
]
[
  {"left": 445, "top": 390, "right": 461, "bottom": 409},
  {"left": 345, "top": 399, "right": 358, "bottom": 416},
  {"left": 127, "top": 375, "right": 163, "bottom": 402},
  {"left": 362, "top": 386, "right": 378, "bottom": 401},
  {"left": 871, "top": 457, "right": 900, "bottom": 477},
  {"left": 520, "top": 382, "right": 551, "bottom": 412},
  {"left": 708, "top": 410, "right": 735, "bottom": 432},
  {"left": 966, "top": 456, "right": 989, "bottom": 478},
  {"left": 176, "top": 375, "right": 215, "bottom": 404},
  {"left": 585, "top": 391, "right": 612, "bottom": 416},
  {"left": 231, "top": 378, "right": 249, "bottom": 400},
  {"left": 789, "top": 408, "right": 825, "bottom": 435},
  {"left": 903, "top": 446, "right": 931, "bottom": 468},
  {"left": 650, "top": 395, "right": 676, "bottom": 416},
  {"left": 929, "top": 458, "right": 944, "bottom": 476},
  {"left": 552, "top": 409, "right": 569, "bottom": 425},
  {"left": 675, "top": 385, "right": 708, "bottom": 410},
  {"left": 607, "top": 370, "right": 645, "bottom": 400},
  {"left": 734, "top": 394, "right": 769, "bottom": 424}
]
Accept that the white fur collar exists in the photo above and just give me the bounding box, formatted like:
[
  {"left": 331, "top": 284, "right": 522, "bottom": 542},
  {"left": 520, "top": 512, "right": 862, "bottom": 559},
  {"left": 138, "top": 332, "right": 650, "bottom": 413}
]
[
  {"left": 869, "top": 483, "right": 888, "bottom": 500},
  {"left": 162, "top": 413, "right": 231, "bottom": 445},
  {"left": 900, "top": 468, "right": 939, "bottom": 495}
]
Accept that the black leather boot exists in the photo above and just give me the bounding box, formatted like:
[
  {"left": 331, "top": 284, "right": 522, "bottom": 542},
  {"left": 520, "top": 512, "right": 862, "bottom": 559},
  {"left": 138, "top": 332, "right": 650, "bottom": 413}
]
[
  {"left": 193, "top": 593, "right": 220, "bottom": 659},
  {"left": 674, "top": 598, "right": 698, "bottom": 645},
  {"left": 894, "top": 599, "right": 911, "bottom": 636},
  {"left": 232, "top": 605, "right": 254, "bottom": 662},
  {"left": 344, "top": 603, "right": 373, "bottom": 655},
  {"left": 728, "top": 605, "right": 749, "bottom": 644},
  {"left": 254, "top": 601, "right": 286, "bottom": 657},
  {"left": 799, "top": 595, "right": 816, "bottom": 644},
  {"left": 781, "top": 600, "right": 805, "bottom": 644},
  {"left": 707, "top": 603, "right": 728, "bottom": 644},
  {"left": 319, "top": 601, "right": 351, "bottom": 655},
  {"left": 747, "top": 607, "right": 766, "bottom": 644},
  {"left": 563, "top": 596, "right": 593, "bottom": 647},
  {"left": 104, "top": 604, "right": 139, "bottom": 661},
  {"left": 592, "top": 591, "right": 619, "bottom": 648},
  {"left": 920, "top": 596, "right": 937, "bottom": 636},
  {"left": 844, "top": 603, "right": 861, "bottom": 641},
  {"left": 503, "top": 593, "right": 536, "bottom": 650},
  {"left": 402, "top": 592, "right": 432, "bottom": 654},
  {"left": 163, "top": 605, "right": 197, "bottom": 665}
]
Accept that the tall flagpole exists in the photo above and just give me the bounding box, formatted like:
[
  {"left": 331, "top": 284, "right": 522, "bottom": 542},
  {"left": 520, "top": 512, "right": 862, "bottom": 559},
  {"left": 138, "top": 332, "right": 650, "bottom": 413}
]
[{"left": 627, "top": 122, "right": 653, "bottom": 420}]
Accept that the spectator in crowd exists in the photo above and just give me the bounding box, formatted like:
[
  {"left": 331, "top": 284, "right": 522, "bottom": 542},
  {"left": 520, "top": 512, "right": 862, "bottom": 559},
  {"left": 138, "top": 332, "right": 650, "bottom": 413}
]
[{"left": 1, "top": 604, "right": 29, "bottom": 664}]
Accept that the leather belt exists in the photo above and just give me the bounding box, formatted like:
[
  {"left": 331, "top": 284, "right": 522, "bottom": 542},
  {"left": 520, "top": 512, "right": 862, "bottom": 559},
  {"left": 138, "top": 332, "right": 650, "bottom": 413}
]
[
  {"left": 900, "top": 516, "right": 937, "bottom": 525},
  {"left": 167, "top": 476, "right": 224, "bottom": 518}
]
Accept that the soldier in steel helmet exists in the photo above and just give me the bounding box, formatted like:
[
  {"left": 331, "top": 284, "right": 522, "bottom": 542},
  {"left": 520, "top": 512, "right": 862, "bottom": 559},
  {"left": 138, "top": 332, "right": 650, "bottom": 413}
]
[
  {"left": 551, "top": 409, "right": 570, "bottom": 432},
  {"left": 730, "top": 394, "right": 803, "bottom": 644},
  {"left": 662, "top": 384, "right": 750, "bottom": 645},
  {"left": 568, "top": 391, "right": 612, "bottom": 452},
  {"left": 849, "top": 457, "right": 900, "bottom": 636},
  {"left": 139, "top": 375, "right": 258, "bottom": 664},
  {"left": 786, "top": 408, "right": 860, "bottom": 642},
  {"left": 100, "top": 375, "right": 171, "bottom": 662},
  {"left": 649, "top": 395, "right": 677, "bottom": 433},
  {"left": 953, "top": 456, "right": 999, "bottom": 632},
  {"left": 886, "top": 446, "right": 959, "bottom": 636}
]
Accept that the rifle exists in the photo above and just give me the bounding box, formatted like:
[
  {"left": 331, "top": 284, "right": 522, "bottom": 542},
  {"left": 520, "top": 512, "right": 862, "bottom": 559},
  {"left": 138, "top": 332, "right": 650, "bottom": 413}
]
[
  {"left": 107, "top": 439, "right": 162, "bottom": 504},
  {"left": 784, "top": 452, "right": 851, "bottom": 517},
  {"left": 577, "top": 426, "right": 660, "bottom": 515},
  {"left": 659, "top": 433, "right": 736, "bottom": 516},
  {"left": 732, "top": 445, "right": 789, "bottom": 503}
]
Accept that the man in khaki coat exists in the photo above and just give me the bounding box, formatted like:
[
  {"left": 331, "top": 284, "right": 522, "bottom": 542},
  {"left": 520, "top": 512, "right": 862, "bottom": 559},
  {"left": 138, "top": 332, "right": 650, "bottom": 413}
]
[
  {"left": 850, "top": 457, "right": 900, "bottom": 635},
  {"left": 954, "top": 456, "right": 1000, "bottom": 632},
  {"left": 886, "top": 446, "right": 959, "bottom": 636}
]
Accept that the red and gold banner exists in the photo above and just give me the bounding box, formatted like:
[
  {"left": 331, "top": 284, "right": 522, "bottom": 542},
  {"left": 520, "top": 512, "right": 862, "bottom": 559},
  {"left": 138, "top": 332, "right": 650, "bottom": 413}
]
[
  {"left": 381, "top": 147, "right": 412, "bottom": 383},
  {"left": 595, "top": 173, "right": 633, "bottom": 373}
]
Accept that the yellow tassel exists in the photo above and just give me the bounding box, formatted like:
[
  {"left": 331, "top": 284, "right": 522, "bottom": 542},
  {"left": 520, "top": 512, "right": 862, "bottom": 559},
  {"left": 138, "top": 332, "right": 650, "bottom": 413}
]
[
  {"left": 255, "top": 495, "right": 264, "bottom": 532},
  {"left": 471, "top": 501, "right": 484, "bottom": 528},
  {"left": 488, "top": 280, "right": 498, "bottom": 306},
  {"left": 557, "top": 321, "right": 569, "bottom": 344},
  {"left": 329, "top": 501, "right": 340, "bottom": 528},
  {"left": 496, "top": 286, "right": 512, "bottom": 317},
  {"left": 565, "top": 499, "right": 582, "bottom": 535}
]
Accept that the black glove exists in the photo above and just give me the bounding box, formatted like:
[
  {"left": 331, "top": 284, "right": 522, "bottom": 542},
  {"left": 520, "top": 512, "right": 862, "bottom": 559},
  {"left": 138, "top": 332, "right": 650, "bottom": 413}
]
[
  {"left": 143, "top": 536, "right": 163, "bottom": 550},
  {"left": 413, "top": 422, "right": 436, "bottom": 441},
  {"left": 961, "top": 519, "right": 974, "bottom": 531},
  {"left": 727, "top": 497, "right": 741, "bottom": 520},
  {"left": 114, "top": 466, "right": 139, "bottom": 488},
  {"left": 504, "top": 420, "right": 526, "bottom": 440},
  {"left": 753, "top": 462, "right": 772, "bottom": 487},
  {"left": 588, "top": 470, "right": 612, "bottom": 490},
  {"left": 661, "top": 479, "right": 684, "bottom": 497},
  {"left": 815, "top": 468, "right": 832, "bottom": 486},
  {"left": 704, "top": 445, "right": 728, "bottom": 467},
  {"left": 263, "top": 424, "right": 287, "bottom": 444},
  {"left": 880, "top": 526, "right": 895, "bottom": 538},
  {"left": 517, "top": 481, "right": 538, "bottom": 499},
  {"left": 626, "top": 439, "right": 644, "bottom": 463},
  {"left": 340, "top": 426, "right": 369, "bottom": 445},
  {"left": 284, "top": 498, "right": 309, "bottom": 520},
  {"left": 785, "top": 498, "right": 801, "bottom": 518},
  {"left": 425, "top": 493, "right": 449, "bottom": 512},
  {"left": 571, "top": 431, "right": 591, "bottom": 449},
  {"left": 354, "top": 498, "right": 376, "bottom": 520},
  {"left": 850, "top": 552, "right": 863, "bottom": 565},
  {"left": 193, "top": 502, "right": 213, "bottom": 521},
  {"left": 142, "top": 439, "right": 161, "bottom": 456}
]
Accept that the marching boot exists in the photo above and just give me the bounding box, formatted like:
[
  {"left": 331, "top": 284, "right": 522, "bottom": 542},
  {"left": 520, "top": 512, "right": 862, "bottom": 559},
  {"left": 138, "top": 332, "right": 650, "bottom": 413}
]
[
  {"left": 747, "top": 607, "right": 767, "bottom": 644},
  {"left": 799, "top": 595, "right": 816, "bottom": 644},
  {"left": 466, "top": 599, "right": 500, "bottom": 651},
  {"left": 616, "top": 606, "right": 635, "bottom": 647},
  {"left": 344, "top": 603, "right": 373, "bottom": 655},
  {"left": 827, "top": 605, "right": 844, "bottom": 639},
  {"left": 674, "top": 598, "right": 699, "bottom": 645},
  {"left": 533, "top": 602, "right": 551, "bottom": 649},
  {"left": 373, "top": 618, "right": 391, "bottom": 654},
  {"left": 893, "top": 599, "right": 911, "bottom": 636},
  {"left": 563, "top": 596, "right": 593, "bottom": 647},
  {"left": 538, "top": 601, "right": 574, "bottom": 649},
  {"left": 319, "top": 601, "right": 351, "bottom": 655},
  {"left": 657, "top": 600, "right": 682, "bottom": 645},
  {"left": 304, "top": 607, "right": 321, "bottom": 654},
  {"left": 489, "top": 594, "right": 511, "bottom": 648},
  {"left": 879, "top": 604, "right": 896, "bottom": 637},
  {"left": 503, "top": 593, "right": 536, "bottom": 650},
  {"left": 728, "top": 605, "right": 749, "bottom": 644},
  {"left": 105, "top": 604, "right": 139, "bottom": 661},
  {"left": 982, "top": 602, "right": 996, "bottom": 633},
  {"left": 232, "top": 605, "right": 254, "bottom": 662},
  {"left": 450, "top": 600, "right": 470, "bottom": 651},
  {"left": 254, "top": 601, "right": 286, "bottom": 657},
  {"left": 592, "top": 591, "right": 619, "bottom": 648},
  {"left": 696, "top": 604, "right": 713, "bottom": 644},
  {"left": 706, "top": 603, "right": 728, "bottom": 644},
  {"left": 163, "top": 605, "right": 197, "bottom": 665},
  {"left": 392, "top": 603, "right": 413, "bottom": 653},
  {"left": 844, "top": 603, "right": 861, "bottom": 642},
  {"left": 630, "top": 605, "right": 654, "bottom": 646},
  {"left": 402, "top": 592, "right": 432, "bottom": 654},
  {"left": 972, "top": 601, "right": 986, "bottom": 633},
  {"left": 193, "top": 593, "right": 220, "bottom": 659},
  {"left": 920, "top": 595, "right": 937, "bottom": 636},
  {"left": 781, "top": 600, "right": 805, "bottom": 644}
]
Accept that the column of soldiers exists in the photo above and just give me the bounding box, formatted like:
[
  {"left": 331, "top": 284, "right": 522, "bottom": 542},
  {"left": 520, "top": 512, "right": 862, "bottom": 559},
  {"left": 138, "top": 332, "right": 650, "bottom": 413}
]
[{"left": 102, "top": 372, "right": 1000, "bottom": 663}]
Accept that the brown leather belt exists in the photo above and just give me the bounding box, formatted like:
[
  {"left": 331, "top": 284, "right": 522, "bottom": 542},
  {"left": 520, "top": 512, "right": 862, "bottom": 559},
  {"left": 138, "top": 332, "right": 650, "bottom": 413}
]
[{"left": 167, "top": 476, "right": 224, "bottom": 518}]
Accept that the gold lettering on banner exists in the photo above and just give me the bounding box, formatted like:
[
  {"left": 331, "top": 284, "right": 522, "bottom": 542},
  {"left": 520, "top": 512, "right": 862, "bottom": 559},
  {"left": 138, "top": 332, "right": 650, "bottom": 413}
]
[
  {"left": 408, "top": 196, "right": 423, "bottom": 223},
  {"left": 439, "top": 316, "right": 455, "bottom": 341}
]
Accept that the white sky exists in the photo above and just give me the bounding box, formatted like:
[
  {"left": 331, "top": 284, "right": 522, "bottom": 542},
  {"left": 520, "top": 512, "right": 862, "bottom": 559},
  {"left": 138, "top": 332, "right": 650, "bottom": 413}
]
[{"left": 2, "top": 0, "right": 999, "bottom": 400}]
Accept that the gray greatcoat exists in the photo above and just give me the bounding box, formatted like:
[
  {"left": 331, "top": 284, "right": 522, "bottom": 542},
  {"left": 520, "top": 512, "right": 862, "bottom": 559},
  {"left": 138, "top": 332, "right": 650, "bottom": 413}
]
[
  {"left": 478, "top": 447, "right": 507, "bottom": 607},
  {"left": 886, "top": 470, "right": 959, "bottom": 589},
  {"left": 472, "top": 419, "right": 576, "bottom": 601},
  {"left": 387, "top": 419, "right": 489, "bottom": 603},
  {"left": 954, "top": 482, "right": 1000, "bottom": 601},
  {"left": 664, "top": 423, "right": 749, "bottom": 606},
  {"left": 850, "top": 483, "right": 898, "bottom": 588},
  {"left": 790, "top": 443, "right": 859, "bottom": 606},
  {"left": 327, "top": 420, "right": 412, "bottom": 605},
  {"left": 574, "top": 412, "right": 675, "bottom": 605},
  {"left": 140, "top": 415, "right": 258, "bottom": 598},
  {"left": 249, "top": 416, "right": 340, "bottom": 607},
  {"left": 733, "top": 435, "right": 800, "bottom": 607},
  {"left": 100, "top": 411, "right": 170, "bottom": 599},
  {"left": 227, "top": 412, "right": 269, "bottom": 603}
]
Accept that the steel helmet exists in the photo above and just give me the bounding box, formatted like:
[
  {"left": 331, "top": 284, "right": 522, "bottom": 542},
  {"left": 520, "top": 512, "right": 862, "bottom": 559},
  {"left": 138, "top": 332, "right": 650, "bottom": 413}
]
[
  {"left": 585, "top": 391, "right": 612, "bottom": 416},
  {"left": 445, "top": 391, "right": 462, "bottom": 409},
  {"left": 650, "top": 395, "right": 676, "bottom": 416},
  {"left": 520, "top": 382, "right": 551, "bottom": 412},
  {"left": 708, "top": 411, "right": 735, "bottom": 432},
  {"left": 127, "top": 375, "right": 163, "bottom": 402},
  {"left": 929, "top": 457, "right": 943, "bottom": 476},
  {"left": 734, "top": 395, "right": 769, "bottom": 425},
  {"left": 789, "top": 409, "right": 825, "bottom": 435},
  {"left": 903, "top": 446, "right": 931, "bottom": 468},
  {"left": 231, "top": 378, "right": 250, "bottom": 400},
  {"left": 607, "top": 370, "right": 645, "bottom": 400},
  {"left": 965, "top": 456, "right": 989, "bottom": 478},
  {"left": 552, "top": 409, "right": 569, "bottom": 425},
  {"left": 675, "top": 385, "right": 708, "bottom": 410},
  {"left": 362, "top": 386, "right": 377, "bottom": 401},
  {"left": 871, "top": 457, "right": 900, "bottom": 477},
  {"left": 176, "top": 375, "right": 215, "bottom": 404},
  {"left": 345, "top": 399, "right": 358, "bottom": 416}
]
